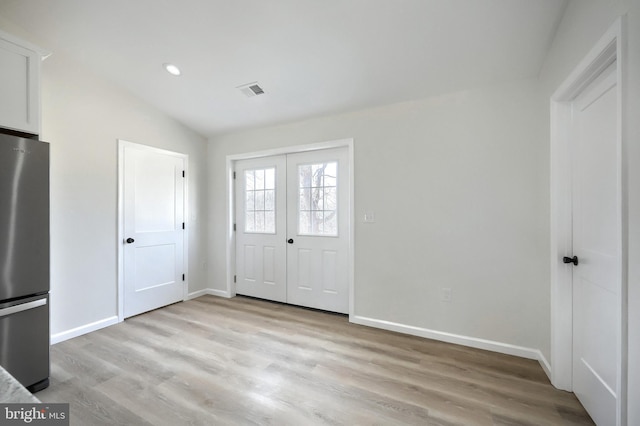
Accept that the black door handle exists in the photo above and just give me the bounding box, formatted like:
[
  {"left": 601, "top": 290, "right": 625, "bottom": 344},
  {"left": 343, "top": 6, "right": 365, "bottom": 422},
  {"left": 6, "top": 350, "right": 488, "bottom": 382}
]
[
  {"left": 287, "top": 238, "right": 294, "bottom": 244},
  {"left": 563, "top": 256, "right": 578, "bottom": 266},
  {"left": 126, "top": 238, "right": 135, "bottom": 244}
]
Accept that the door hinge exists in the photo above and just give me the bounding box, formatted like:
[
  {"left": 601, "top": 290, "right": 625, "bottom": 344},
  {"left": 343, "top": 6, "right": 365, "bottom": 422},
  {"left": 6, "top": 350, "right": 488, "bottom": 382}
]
[
  {"left": 182, "top": 222, "right": 185, "bottom": 230},
  {"left": 233, "top": 223, "right": 236, "bottom": 231},
  {"left": 182, "top": 274, "right": 185, "bottom": 281},
  {"left": 233, "top": 171, "right": 236, "bottom": 179},
  {"left": 234, "top": 275, "right": 237, "bottom": 283},
  {"left": 182, "top": 170, "right": 185, "bottom": 178}
]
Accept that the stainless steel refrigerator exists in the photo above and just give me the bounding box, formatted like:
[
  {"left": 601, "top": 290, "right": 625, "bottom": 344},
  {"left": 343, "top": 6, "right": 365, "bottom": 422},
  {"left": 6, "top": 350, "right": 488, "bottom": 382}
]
[{"left": 0, "top": 133, "right": 50, "bottom": 393}]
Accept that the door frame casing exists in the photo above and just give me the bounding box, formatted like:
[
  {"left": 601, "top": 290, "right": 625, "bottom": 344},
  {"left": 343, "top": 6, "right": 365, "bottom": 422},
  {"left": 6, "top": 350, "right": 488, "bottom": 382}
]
[
  {"left": 549, "top": 16, "right": 626, "bottom": 422},
  {"left": 117, "top": 139, "right": 189, "bottom": 322},
  {"left": 225, "top": 138, "right": 355, "bottom": 317}
]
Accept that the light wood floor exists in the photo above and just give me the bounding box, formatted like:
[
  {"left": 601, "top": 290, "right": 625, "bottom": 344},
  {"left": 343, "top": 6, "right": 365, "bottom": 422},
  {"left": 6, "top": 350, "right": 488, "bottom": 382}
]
[{"left": 37, "top": 295, "right": 593, "bottom": 425}]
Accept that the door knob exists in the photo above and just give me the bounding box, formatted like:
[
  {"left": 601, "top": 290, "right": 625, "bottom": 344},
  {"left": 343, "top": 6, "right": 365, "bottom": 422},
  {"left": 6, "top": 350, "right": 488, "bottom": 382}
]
[
  {"left": 126, "top": 238, "right": 135, "bottom": 244},
  {"left": 563, "top": 255, "right": 578, "bottom": 266},
  {"left": 287, "top": 238, "right": 294, "bottom": 244}
]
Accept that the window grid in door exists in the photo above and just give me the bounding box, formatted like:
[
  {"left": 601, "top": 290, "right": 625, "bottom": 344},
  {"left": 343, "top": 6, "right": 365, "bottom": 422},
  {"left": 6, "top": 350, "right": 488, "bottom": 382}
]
[
  {"left": 244, "top": 168, "right": 276, "bottom": 233},
  {"left": 298, "top": 161, "right": 338, "bottom": 236}
]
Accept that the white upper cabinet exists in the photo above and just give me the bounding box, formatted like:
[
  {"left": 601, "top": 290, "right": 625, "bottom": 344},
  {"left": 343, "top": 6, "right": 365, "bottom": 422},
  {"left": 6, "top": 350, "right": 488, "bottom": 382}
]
[{"left": 0, "top": 30, "right": 43, "bottom": 135}]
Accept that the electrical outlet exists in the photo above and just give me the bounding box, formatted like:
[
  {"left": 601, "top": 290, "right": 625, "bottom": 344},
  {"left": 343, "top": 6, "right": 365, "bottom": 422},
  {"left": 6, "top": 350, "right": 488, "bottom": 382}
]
[
  {"left": 441, "top": 287, "right": 452, "bottom": 303},
  {"left": 364, "top": 211, "right": 375, "bottom": 223}
]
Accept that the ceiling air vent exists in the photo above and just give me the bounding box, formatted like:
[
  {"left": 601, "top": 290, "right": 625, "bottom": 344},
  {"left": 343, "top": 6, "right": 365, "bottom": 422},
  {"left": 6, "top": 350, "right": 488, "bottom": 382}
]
[{"left": 237, "top": 81, "right": 265, "bottom": 97}]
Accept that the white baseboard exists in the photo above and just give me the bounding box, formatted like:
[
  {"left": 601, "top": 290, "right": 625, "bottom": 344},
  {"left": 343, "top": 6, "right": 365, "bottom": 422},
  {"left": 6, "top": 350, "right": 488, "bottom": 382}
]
[
  {"left": 50, "top": 315, "right": 119, "bottom": 345},
  {"left": 205, "top": 288, "right": 232, "bottom": 298},
  {"left": 187, "top": 289, "right": 209, "bottom": 300},
  {"left": 350, "top": 315, "right": 550, "bottom": 372},
  {"left": 538, "top": 352, "right": 552, "bottom": 381},
  {"left": 188, "top": 288, "right": 232, "bottom": 299}
]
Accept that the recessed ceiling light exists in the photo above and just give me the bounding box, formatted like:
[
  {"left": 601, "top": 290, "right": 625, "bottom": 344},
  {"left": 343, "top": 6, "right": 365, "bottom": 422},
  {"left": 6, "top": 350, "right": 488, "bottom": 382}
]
[{"left": 163, "top": 63, "right": 181, "bottom": 76}]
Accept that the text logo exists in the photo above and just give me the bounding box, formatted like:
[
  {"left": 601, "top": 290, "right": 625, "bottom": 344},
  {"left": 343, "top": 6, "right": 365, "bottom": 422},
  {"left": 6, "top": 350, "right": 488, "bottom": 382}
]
[{"left": 1, "top": 404, "right": 69, "bottom": 425}]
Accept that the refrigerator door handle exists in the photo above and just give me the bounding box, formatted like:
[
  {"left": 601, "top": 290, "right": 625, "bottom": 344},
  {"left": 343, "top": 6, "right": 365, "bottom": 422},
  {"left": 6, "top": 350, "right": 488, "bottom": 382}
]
[{"left": 0, "top": 298, "right": 47, "bottom": 318}]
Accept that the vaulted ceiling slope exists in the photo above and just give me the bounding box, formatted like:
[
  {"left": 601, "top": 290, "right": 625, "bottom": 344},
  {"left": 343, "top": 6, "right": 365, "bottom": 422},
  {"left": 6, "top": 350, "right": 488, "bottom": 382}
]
[{"left": 0, "top": 0, "right": 567, "bottom": 137}]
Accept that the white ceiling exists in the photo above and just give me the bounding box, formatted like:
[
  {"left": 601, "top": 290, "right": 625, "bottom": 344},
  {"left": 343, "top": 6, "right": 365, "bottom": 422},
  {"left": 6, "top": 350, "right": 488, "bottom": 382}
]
[{"left": 0, "top": 0, "right": 567, "bottom": 137}]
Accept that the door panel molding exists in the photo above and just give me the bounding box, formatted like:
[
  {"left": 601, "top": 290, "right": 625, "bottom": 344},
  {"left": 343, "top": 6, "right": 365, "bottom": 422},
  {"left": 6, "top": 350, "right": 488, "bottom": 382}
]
[
  {"left": 117, "top": 140, "right": 189, "bottom": 321},
  {"left": 226, "top": 139, "right": 354, "bottom": 316},
  {"left": 550, "top": 17, "right": 626, "bottom": 424}
]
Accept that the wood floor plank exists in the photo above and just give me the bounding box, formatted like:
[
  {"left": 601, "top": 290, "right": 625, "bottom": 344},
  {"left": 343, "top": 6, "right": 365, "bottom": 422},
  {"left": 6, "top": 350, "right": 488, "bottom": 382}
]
[{"left": 37, "top": 295, "right": 594, "bottom": 425}]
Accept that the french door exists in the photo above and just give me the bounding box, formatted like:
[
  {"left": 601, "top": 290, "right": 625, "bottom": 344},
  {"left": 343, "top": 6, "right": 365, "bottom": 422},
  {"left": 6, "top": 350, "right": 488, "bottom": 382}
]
[
  {"left": 235, "top": 155, "right": 287, "bottom": 303},
  {"left": 235, "top": 148, "right": 349, "bottom": 313}
]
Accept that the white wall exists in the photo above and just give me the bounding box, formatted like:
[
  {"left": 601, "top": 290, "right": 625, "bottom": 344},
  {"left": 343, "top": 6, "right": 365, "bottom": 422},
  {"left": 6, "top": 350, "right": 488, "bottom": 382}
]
[
  {"left": 539, "top": 0, "right": 640, "bottom": 423},
  {"left": 208, "top": 78, "right": 550, "bottom": 361},
  {"left": 0, "top": 18, "right": 209, "bottom": 339}
]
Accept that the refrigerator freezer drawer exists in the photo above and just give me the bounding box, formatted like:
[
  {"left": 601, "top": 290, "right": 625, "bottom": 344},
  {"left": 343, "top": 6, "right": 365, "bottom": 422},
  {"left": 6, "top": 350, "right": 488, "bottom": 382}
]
[
  {"left": 0, "top": 294, "right": 49, "bottom": 391},
  {"left": 0, "top": 298, "right": 47, "bottom": 317}
]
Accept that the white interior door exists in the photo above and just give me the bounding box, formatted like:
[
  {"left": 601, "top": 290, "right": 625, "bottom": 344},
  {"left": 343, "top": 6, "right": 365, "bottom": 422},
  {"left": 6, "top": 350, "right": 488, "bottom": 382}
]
[
  {"left": 570, "top": 64, "right": 620, "bottom": 425},
  {"left": 122, "top": 142, "right": 186, "bottom": 318},
  {"left": 286, "top": 148, "right": 349, "bottom": 313},
  {"left": 234, "top": 147, "right": 350, "bottom": 313},
  {"left": 235, "top": 155, "right": 287, "bottom": 302}
]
